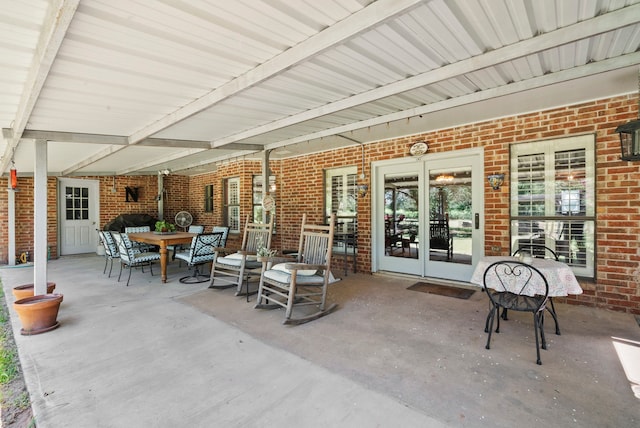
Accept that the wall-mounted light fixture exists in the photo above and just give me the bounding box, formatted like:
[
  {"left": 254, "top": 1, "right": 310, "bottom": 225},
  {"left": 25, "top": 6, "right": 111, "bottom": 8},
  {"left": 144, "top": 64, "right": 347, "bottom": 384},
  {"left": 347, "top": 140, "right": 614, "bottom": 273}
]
[
  {"left": 616, "top": 69, "right": 640, "bottom": 161},
  {"left": 616, "top": 119, "right": 640, "bottom": 161},
  {"left": 487, "top": 173, "right": 505, "bottom": 190}
]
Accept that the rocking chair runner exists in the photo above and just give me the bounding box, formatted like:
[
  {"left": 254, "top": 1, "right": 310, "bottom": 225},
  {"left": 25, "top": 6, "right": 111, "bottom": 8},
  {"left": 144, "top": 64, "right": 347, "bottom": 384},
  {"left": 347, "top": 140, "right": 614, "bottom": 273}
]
[
  {"left": 255, "top": 214, "right": 338, "bottom": 325},
  {"left": 208, "top": 215, "right": 274, "bottom": 296}
]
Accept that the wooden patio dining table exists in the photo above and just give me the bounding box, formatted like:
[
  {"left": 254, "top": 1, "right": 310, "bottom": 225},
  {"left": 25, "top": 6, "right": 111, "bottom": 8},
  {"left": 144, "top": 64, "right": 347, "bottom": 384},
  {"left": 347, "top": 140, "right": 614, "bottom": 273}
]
[{"left": 127, "top": 231, "right": 196, "bottom": 283}]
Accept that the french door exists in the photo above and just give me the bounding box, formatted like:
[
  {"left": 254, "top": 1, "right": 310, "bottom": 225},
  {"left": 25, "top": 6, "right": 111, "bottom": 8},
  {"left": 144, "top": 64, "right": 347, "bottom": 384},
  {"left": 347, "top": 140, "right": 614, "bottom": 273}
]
[
  {"left": 373, "top": 149, "right": 484, "bottom": 282},
  {"left": 59, "top": 178, "right": 100, "bottom": 255}
]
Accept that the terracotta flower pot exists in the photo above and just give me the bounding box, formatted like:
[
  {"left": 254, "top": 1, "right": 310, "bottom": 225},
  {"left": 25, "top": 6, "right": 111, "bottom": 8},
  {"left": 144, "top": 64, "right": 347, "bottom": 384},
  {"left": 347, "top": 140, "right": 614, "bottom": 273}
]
[
  {"left": 12, "top": 282, "right": 56, "bottom": 300},
  {"left": 13, "top": 293, "right": 64, "bottom": 335}
]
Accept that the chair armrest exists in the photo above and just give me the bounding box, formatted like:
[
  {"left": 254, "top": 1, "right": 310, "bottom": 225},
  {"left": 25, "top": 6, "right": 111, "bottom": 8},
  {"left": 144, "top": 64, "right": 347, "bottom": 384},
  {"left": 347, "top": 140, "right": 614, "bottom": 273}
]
[
  {"left": 257, "top": 255, "right": 294, "bottom": 264},
  {"left": 284, "top": 263, "right": 327, "bottom": 271}
]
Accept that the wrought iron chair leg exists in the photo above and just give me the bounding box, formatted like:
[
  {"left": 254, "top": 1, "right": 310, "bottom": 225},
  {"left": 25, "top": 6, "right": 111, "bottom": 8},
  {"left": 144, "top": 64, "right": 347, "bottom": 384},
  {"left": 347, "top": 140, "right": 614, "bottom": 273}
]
[
  {"left": 126, "top": 265, "right": 132, "bottom": 286},
  {"left": 547, "top": 298, "right": 560, "bottom": 335},
  {"left": 533, "top": 312, "right": 542, "bottom": 365}
]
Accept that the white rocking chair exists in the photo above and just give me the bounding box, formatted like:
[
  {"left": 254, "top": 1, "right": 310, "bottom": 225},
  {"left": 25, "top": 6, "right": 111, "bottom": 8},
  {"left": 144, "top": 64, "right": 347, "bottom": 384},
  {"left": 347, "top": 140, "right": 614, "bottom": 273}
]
[{"left": 255, "top": 214, "right": 337, "bottom": 325}]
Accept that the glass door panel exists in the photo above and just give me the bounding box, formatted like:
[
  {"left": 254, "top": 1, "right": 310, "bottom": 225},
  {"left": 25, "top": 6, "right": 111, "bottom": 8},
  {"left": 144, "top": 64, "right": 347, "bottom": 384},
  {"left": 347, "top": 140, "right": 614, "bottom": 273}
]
[
  {"left": 376, "top": 163, "right": 422, "bottom": 275},
  {"left": 428, "top": 168, "right": 472, "bottom": 264}
]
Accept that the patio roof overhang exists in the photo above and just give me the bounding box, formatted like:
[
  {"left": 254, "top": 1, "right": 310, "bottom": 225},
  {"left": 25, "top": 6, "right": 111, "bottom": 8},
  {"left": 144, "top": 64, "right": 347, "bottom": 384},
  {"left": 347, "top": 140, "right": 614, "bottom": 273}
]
[{"left": 0, "top": 0, "right": 639, "bottom": 177}]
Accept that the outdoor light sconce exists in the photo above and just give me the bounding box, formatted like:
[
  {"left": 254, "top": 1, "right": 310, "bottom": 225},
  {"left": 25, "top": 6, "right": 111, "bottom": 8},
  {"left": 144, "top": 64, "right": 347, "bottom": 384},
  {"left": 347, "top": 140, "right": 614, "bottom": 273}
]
[
  {"left": 617, "top": 69, "right": 640, "bottom": 161},
  {"left": 616, "top": 119, "right": 640, "bottom": 161},
  {"left": 357, "top": 184, "right": 368, "bottom": 198},
  {"left": 487, "top": 174, "right": 505, "bottom": 190}
]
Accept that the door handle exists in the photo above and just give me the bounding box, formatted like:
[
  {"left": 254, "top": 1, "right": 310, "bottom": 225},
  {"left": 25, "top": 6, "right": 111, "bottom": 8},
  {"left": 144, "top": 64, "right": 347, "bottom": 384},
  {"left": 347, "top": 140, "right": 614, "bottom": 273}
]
[{"left": 475, "top": 213, "right": 479, "bottom": 229}]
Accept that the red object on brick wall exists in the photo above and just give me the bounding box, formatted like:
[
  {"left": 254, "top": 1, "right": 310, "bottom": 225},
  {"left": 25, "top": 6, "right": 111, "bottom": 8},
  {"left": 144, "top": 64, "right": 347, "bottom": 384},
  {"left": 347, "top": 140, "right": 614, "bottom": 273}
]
[{"left": 10, "top": 167, "right": 17, "bottom": 189}]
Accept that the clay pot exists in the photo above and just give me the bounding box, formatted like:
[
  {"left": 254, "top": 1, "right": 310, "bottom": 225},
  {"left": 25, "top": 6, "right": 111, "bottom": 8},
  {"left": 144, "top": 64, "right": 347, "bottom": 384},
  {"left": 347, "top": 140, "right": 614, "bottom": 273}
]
[
  {"left": 13, "top": 294, "right": 64, "bottom": 335},
  {"left": 12, "top": 282, "right": 56, "bottom": 300}
]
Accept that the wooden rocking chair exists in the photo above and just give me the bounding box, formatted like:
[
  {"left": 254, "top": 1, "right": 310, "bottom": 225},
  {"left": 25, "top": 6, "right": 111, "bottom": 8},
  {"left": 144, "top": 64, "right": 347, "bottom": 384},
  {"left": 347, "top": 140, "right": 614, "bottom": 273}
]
[
  {"left": 208, "top": 215, "right": 274, "bottom": 296},
  {"left": 255, "top": 214, "right": 338, "bottom": 325}
]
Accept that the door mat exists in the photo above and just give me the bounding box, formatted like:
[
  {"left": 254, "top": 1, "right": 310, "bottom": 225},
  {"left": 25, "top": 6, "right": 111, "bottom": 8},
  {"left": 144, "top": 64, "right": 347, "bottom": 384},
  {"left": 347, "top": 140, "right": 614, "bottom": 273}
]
[{"left": 407, "top": 282, "right": 475, "bottom": 300}]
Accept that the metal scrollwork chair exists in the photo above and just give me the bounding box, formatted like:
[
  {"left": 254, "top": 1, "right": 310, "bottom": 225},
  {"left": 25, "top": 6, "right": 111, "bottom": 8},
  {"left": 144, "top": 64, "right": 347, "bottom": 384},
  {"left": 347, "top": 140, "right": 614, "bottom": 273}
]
[
  {"left": 208, "top": 215, "right": 274, "bottom": 296},
  {"left": 483, "top": 260, "right": 550, "bottom": 365},
  {"left": 175, "top": 232, "right": 224, "bottom": 283},
  {"left": 98, "top": 230, "right": 120, "bottom": 278},
  {"left": 255, "top": 214, "right": 338, "bottom": 325},
  {"left": 112, "top": 232, "right": 161, "bottom": 286},
  {"left": 124, "top": 225, "right": 153, "bottom": 252},
  {"left": 511, "top": 244, "right": 561, "bottom": 335},
  {"left": 211, "top": 226, "right": 230, "bottom": 248},
  {"left": 170, "top": 225, "right": 204, "bottom": 261}
]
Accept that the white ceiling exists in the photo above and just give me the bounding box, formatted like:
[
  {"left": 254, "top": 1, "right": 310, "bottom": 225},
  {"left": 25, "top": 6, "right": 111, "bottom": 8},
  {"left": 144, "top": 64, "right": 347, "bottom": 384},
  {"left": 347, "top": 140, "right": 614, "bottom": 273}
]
[{"left": 1, "top": 0, "right": 639, "bottom": 177}]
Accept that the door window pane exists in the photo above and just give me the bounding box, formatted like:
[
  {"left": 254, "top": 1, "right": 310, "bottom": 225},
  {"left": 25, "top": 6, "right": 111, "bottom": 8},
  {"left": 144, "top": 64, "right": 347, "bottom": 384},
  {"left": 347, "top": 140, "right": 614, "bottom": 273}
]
[{"left": 65, "top": 186, "right": 89, "bottom": 222}]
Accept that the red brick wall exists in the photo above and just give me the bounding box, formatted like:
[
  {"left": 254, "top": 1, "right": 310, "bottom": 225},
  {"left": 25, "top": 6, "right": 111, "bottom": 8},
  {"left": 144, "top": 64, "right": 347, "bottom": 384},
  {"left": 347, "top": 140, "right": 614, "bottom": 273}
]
[
  {"left": 273, "top": 94, "right": 639, "bottom": 314},
  {"left": 0, "top": 175, "right": 159, "bottom": 262},
  {"left": 95, "top": 175, "right": 160, "bottom": 228},
  {"left": 1, "top": 94, "right": 638, "bottom": 313}
]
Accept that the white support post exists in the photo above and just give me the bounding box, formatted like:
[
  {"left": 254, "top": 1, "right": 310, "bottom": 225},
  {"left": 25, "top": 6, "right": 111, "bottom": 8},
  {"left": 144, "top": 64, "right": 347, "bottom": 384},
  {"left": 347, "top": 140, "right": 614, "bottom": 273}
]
[
  {"left": 33, "top": 140, "right": 48, "bottom": 295},
  {"left": 262, "top": 150, "right": 271, "bottom": 223},
  {"left": 157, "top": 173, "right": 164, "bottom": 220},
  {"left": 6, "top": 188, "right": 16, "bottom": 266}
]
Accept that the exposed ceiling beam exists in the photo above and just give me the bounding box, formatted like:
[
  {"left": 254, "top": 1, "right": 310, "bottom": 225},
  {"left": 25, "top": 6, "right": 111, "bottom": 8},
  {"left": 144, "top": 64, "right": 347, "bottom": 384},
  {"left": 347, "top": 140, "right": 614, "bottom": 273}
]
[
  {"left": 39, "top": 131, "right": 262, "bottom": 174},
  {"left": 47, "top": 0, "right": 426, "bottom": 176},
  {"left": 13, "top": 129, "right": 264, "bottom": 151},
  {"left": 116, "top": 148, "right": 208, "bottom": 175},
  {"left": 127, "top": 0, "right": 427, "bottom": 145},
  {"left": 60, "top": 145, "right": 124, "bottom": 176},
  {"left": 0, "top": 0, "right": 79, "bottom": 174},
  {"left": 263, "top": 52, "right": 640, "bottom": 152},
  {"left": 210, "top": 3, "right": 640, "bottom": 148},
  {"left": 13, "top": 129, "right": 211, "bottom": 148}
]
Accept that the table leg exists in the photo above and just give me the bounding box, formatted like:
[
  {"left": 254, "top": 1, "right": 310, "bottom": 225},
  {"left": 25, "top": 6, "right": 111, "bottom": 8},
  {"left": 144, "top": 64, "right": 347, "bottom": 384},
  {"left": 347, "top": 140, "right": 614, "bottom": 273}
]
[{"left": 159, "top": 244, "right": 168, "bottom": 283}]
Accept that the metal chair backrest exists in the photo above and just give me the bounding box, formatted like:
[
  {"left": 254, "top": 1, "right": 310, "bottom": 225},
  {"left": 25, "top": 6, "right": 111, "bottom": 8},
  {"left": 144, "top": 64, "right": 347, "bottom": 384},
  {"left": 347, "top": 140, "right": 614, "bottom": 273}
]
[
  {"left": 483, "top": 260, "right": 549, "bottom": 302},
  {"left": 99, "top": 230, "right": 119, "bottom": 258},
  {"left": 212, "top": 226, "right": 230, "bottom": 247},
  {"left": 188, "top": 225, "right": 204, "bottom": 234},
  {"left": 512, "top": 244, "right": 559, "bottom": 261},
  {"left": 125, "top": 226, "right": 151, "bottom": 233},
  {"left": 184, "top": 232, "right": 223, "bottom": 264},
  {"left": 115, "top": 233, "right": 138, "bottom": 263}
]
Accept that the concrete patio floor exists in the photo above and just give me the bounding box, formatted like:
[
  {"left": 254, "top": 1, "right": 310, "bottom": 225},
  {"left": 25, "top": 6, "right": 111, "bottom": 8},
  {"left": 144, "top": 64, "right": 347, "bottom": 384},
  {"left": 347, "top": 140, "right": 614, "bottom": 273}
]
[{"left": 1, "top": 255, "right": 639, "bottom": 427}]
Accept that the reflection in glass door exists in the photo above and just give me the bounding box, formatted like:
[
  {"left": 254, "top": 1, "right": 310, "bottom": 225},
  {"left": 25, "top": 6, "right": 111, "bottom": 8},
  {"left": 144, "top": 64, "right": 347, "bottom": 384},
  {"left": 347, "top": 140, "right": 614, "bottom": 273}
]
[
  {"left": 377, "top": 163, "right": 422, "bottom": 275},
  {"left": 384, "top": 173, "right": 419, "bottom": 259},
  {"left": 428, "top": 168, "right": 472, "bottom": 265}
]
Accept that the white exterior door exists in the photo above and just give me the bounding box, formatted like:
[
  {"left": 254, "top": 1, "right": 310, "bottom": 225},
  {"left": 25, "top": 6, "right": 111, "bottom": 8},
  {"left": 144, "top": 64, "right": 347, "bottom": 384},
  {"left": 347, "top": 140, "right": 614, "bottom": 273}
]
[
  {"left": 372, "top": 148, "right": 485, "bottom": 282},
  {"left": 59, "top": 178, "right": 100, "bottom": 255}
]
